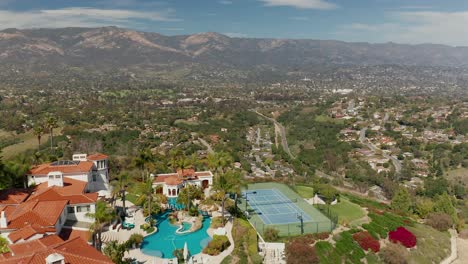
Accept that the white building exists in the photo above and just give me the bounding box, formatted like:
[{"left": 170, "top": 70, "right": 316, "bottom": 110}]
[
  {"left": 27, "top": 153, "right": 110, "bottom": 194},
  {"left": 153, "top": 169, "right": 213, "bottom": 198}
]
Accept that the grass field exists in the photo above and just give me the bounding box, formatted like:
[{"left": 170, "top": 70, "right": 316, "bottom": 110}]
[
  {"left": 329, "top": 198, "right": 366, "bottom": 224},
  {"left": 406, "top": 224, "right": 451, "bottom": 264},
  {"left": 446, "top": 168, "right": 468, "bottom": 185},
  {"left": 295, "top": 185, "right": 314, "bottom": 199},
  {"left": 0, "top": 128, "right": 63, "bottom": 160}
]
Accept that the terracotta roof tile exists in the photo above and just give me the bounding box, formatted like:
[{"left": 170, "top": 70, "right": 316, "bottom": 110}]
[
  {"left": 0, "top": 189, "right": 31, "bottom": 205},
  {"left": 8, "top": 224, "right": 49, "bottom": 243},
  {"left": 86, "top": 153, "right": 108, "bottom": 160},
  {"left": 165, "top": 176, "right": 183, "bottom": 185},
  {"left": 28, "top": 161, "right": 95, "bottom": 175},
  {"left": 2, "top": 235, "right": 113, "bottom": 264}
]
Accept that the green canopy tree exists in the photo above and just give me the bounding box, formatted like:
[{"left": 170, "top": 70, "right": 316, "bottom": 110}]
[
  {"left": 111, "top": 172, "right": 131, "bottom": 212},
  {"left": 434, "top": 192, "right": 458, "bottom": 223},
  {"left": 33, "top": 124, "right": 45, "bottom": 150},
  {"left": 135, "top": 179, "right": 161, "bottom": 217},
  {"left": 391, "top": 187, "right": 412, "bottom": 215}
]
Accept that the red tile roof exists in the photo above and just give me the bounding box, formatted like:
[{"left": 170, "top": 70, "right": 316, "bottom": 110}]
[
  {"left": 0, "top": 199, "right": 67, "bottom": 229},
  {"left": 30, "top": 178, "right": 98, "bottom": 205},
  {"left": 8, "top": 224, "right": 50, "bottom": 243},
  {"left": 165, "top": 176, "right": 183, "bottom": 185},
  {"left": 2, "top": 235, "right": 113, "bottom": 264},
  {"left": 0, "top": 189, "right": 31, "bottom": 205},
  {"left": 28, "top": 161, "right": 95, "bottom": 175},
  {"left": 59, "top": 228, "right": 91, "bottom": 242},
  {"left": 86, "top": 153, "right": 108, "bottom": 160}
]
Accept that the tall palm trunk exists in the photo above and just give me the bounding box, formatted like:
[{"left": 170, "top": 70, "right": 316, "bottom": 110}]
[
  {"left": 49, "top": 128, "right": 54, "bottom": 151},
  {"left": 221, "top": 195, "right": 226, "bottom": 226},
  {"left": 37, "top": 135, "right": 41, "bottom": 150}
]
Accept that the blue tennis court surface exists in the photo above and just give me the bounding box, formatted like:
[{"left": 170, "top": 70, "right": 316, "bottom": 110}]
[{"left": 243, "top": 189, "right": 313, "bottom": 225}]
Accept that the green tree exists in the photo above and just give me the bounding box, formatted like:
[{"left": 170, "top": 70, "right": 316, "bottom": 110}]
[
  {"left": 391, "top": 187, "right": 412, "bottom": 215},
  {"left": 213, "top": 170, "right": 236, "bottom": 226},
  {"left": 33, "top": 124, "right": 45, "bottom": 150},
  {"left": 45, "top": 116, "right": 59, "bottom": 151},
  {"left": 135, "top": 179, "right": 161, "bottom": 217},
  {"left": 111, "top": 172, "right": 131, "bottom": 212},
  {"left": 434, "top": 193, "right": 458, "bottom": 223},
  {"left": 103, "top": 240, "right": 130, "bottom": 264},
  {"left": 414, "top": 197, "right": 434, "bottom": 218},
  {"left": 177, "top": 184, "right": 203, "bottom": 210},
  {"left": 87, "top": 200, "right": 115, "bottom": 251}
]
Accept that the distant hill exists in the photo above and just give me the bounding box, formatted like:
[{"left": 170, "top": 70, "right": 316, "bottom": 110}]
[{"left": 1, "top": 26, "right": 467, "bottom": 71}]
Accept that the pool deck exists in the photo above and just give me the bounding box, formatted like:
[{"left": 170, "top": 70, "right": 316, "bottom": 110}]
[{"left": 116, "top": 200, "right": 234, "bottom": 264}]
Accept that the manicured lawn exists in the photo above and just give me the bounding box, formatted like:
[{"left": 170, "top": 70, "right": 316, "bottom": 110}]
[
  {"left": 296, "top": 185, "right": 314, "bottom": 199},
  {"left": 125, "top": 194, "right": 140, "bottom": 205},
  {"left": 330, "top": 198, "right": 365, "bottom": 224}
]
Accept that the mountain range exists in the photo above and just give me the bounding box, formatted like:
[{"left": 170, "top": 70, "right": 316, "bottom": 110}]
[{"left": 1, "top": 26, "right": 468, "bottom": 71}]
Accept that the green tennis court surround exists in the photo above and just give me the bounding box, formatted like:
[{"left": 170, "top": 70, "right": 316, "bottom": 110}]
[{"left": 240, "top": 182, "right": 336, "bottom": 238}]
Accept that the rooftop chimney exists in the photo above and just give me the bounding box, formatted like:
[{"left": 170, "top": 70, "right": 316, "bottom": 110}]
[
  {"left": 0, "top": 211, "right": 7, "bottom": 228},
  {"left": 48, "top": 172, "right": 64, "bottom": 187},
  {"left": 45, "top": 253, "right": 65, "bottom": 264},
  {"left": 72, "top": 153, "right": 87, "bottom": 161}
]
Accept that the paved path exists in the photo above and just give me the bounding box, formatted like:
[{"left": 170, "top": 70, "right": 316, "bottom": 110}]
[
  {"left": 441, "top": 229, "right": 458, "bottom": 264},
  {"left": 253, "top": 110, "right": 295, "bottom": 159},
  {"left": 198, "top": 138, "right": 214, "bottom": 154}
]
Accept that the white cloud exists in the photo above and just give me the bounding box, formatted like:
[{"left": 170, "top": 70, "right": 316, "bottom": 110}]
[
  {"left": 337, "top": 11, "right": 468, "bottom": 46},
  {"left": 259, "top": 0, "right": 337, "bottom": 10},
  {"left": 219, "top": 0, "right": 233, "bottom": 4},
  {"left": 223, "top": 32, "right": 248, "bottom": 38},
  {"left": 0, "top": 7, "right": 180, "bottom": 29}
]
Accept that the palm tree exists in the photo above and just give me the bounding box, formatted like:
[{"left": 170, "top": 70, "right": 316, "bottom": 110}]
[
  {"left": 45, "top": 116, "right": 58, "bottom": 151},
  {"left": 135, "top": 179, "right": 155, "bottom": 218},
  {"left": 206, "top": 152, "right": 233, "bottom": 174},
  {"left": 103, "top": 240, "right": 129, "bottom": 264},
  {"left": 213, "top": 170, "right": 236, "bottom": 226},
  {"left": 229, "top": 170, "right": 247, "bottom": 215},
  {"left": 87, "top": 200, "right": 115, "bottom": 251},
  {"left": 33, "top": 124, "right": 45, "bottom": 150},
  {"left": 110, "top": 172, "right": 130, "bottom": 212}
]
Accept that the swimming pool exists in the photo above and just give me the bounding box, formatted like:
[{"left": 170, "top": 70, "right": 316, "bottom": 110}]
[{"left": 141, "top": 211, "right": 212, "bottom": 258}]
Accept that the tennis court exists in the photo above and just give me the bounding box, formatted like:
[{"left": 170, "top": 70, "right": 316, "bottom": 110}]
[
  {"left": 240, "top": 182, "right": 336, "bottom": 237},
  {"left": 244, "top": 189, "right": 312, "bottom": 224}
]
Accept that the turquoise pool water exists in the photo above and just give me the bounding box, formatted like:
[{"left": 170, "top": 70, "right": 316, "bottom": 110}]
[
  {"left": 168, "top": 197, "right": 186, "bottom": 210},
  {"left": 179, "top": 222, "right": 192, "bottom": 232},
  {"left": 141, "top": 211, "right": 212, "bottom": 258}
]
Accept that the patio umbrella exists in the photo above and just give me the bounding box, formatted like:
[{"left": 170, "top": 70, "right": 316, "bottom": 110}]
[{"left": 183, "top": 242, "right": 189, "bottom": 262}]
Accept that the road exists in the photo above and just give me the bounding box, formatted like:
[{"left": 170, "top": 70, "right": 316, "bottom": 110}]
[
  {"left": 253, "top": 110, "right": 296, "bottom": 159},
  {"left": 359, "top": 127, "right": 401, "bottom": 173},
  {"left": 198, "top": 138, "right": 214, "bottom": 154}
]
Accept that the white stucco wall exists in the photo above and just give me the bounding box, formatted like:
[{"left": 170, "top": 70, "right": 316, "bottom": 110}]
[{"left": 66, "top": 204, "right": 95, "bottom": 223}]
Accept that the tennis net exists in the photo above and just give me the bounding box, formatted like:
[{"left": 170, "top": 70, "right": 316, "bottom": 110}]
[{"left": 248, "top": 198, "right": 298, "bottom": 206}]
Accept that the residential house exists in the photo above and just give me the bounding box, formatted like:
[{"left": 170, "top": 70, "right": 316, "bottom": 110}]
[
  {"left": 0, "top": 235, "right": 112, "bottom": 264},
  {"left": 153, "top": 169, "right": 213, "bottom": 198}
]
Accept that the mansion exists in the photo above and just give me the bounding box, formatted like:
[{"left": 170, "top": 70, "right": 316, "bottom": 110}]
[
  {"left": 153, "top": 169, "right": 214, "bottom": 197},
  {"left": 0, "top": 153, "right": 113, "bottom": 263}
]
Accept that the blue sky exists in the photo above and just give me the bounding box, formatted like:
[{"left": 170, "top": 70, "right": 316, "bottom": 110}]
[{"left": 0, "top": 0, "right": 467, "bottom": 46}]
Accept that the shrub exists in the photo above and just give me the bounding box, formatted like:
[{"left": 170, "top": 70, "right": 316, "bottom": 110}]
[
  {"left": 264, "top": 227, "right": 279, "bottom": 241},
  {"left": 0, "top": 236, "right": 9, "bottom": 253},
  {"left": 388, "top": 227, "right": 417, "bottom": 248},
  {"left": 352, "top": 231, "right": 380, "bottom": 253},
  {"left": 286, "top": 241, "right": 318, "bottom": 264},
  {"left": 203, "top": 235, "right": 231, "bottom": 256},
  {"left": 145, "top": 227, "right": 155, "bottom": 234},
  {"left": 380, "top": 243, "right": 408, "bottom": 264},
  {"left": 128, "top": 233, "right": 144, "bottom": 247},
  {"left": 210, "top": 216, "right": 224, "bottom": 229},
  {"left": 426, "top": 212, "right": 453, "bottom": 231}
]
